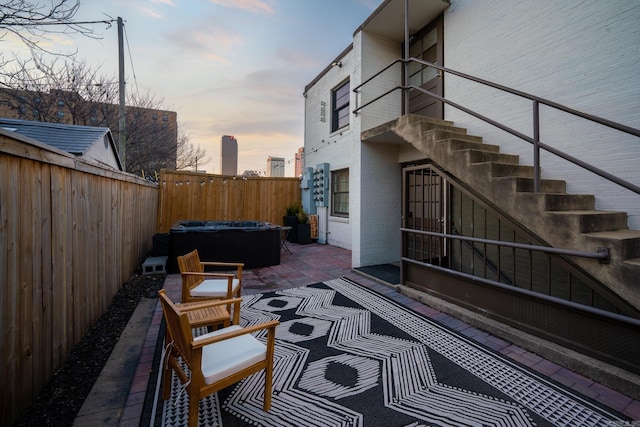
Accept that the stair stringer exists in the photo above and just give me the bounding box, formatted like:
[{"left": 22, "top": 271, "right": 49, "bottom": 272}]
[{"left": 388, "top": 114, "right": 640, "bottom": 312}]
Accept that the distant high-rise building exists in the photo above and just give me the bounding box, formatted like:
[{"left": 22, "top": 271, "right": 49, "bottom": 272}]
[
  {"left": 294, "top": 147, "right": 304, "bottom": 177},
  {"left": 220, "top": 135, "right": 238, "bottom": 176},
  {"left": 267, "top": 156, "right": 285, "bottom": 177}
]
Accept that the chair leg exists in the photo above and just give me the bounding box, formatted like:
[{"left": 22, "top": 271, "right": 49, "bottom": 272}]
[
  {"left": 188, "top": 394, "right": 200, "bottom": 427},
  {"left": 162, "top": 365, "right": 172, "bottom": 400},
  {"left": 263, "top": 366, "right": 273, "bottom": 411}
]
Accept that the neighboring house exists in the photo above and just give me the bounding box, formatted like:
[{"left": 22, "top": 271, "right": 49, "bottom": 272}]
[
  {"left": 303, "top": 0, "right": 640, "bottom": 377},
  {"left": 0, "top": 118, "right": 122, "bottom": 170}
]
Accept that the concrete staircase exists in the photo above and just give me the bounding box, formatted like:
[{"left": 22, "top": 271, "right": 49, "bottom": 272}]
[{"left": 362, "top": 114, "right": 640, "bottom": 312}]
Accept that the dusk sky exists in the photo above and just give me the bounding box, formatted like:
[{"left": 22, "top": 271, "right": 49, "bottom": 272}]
[{"left": 5, "top": 0, "right": 383, "bottom": 176}]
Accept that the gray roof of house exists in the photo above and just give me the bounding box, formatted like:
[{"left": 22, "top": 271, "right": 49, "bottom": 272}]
[{"left": 0, "top": 118, "right": 113, "bottom": 156}]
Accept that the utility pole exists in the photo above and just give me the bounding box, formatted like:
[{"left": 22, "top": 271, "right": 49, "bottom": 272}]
[{"left": 118, "top": 17, "right": 126, "bottom": 169}]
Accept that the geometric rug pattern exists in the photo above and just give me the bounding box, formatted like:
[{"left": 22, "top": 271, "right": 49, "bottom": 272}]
[{"left": 160, "top": 278, "right": 630, "bottom": 426}]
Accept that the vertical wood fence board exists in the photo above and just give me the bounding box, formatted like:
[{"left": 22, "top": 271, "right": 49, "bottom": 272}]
[
  {"left": 19, "top": 159, "right": 35, "bottom": 405},
  {"left": 50, "top": 167, "right": 72, "bottom": 369},
  {"left": 31, "top": 162, "right": 47, "bottom": 396},
  {"left": 0, "top": 156, "right": 20, "bottom": 417},
  {"left": 41, "top": 165, "right": 54, "bottom": 392}
]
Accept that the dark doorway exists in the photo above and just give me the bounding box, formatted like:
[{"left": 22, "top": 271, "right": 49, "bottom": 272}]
[{"left": 406, "top": 16, "right": 444, "bottom": 119}]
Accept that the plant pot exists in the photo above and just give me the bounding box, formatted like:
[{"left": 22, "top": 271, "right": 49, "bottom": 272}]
[
  {"left": 297, "top": 223, "right": 311, "bottom": 245},
  {"left": 283, "top": 215, "right": 299, "bottom": 243}
]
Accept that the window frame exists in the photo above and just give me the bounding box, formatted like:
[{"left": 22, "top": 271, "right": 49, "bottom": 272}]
[
  {"left": 331, "top": 79, "right": 350, "bottom": 133},
  {"left": 331, "top": 168, "right": 349, "bottom": 218}
]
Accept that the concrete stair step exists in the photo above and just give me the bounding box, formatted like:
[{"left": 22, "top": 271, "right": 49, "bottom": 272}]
[
  {"left": 414, "top": 119, "right": 470, "bottom": 135},
  {"left": 432, "top": 129, "right": 483, "bottom": 144},
  {"left": 548, "top": 210, "right": 629, "bottom": 233},
  {"left": 470, "top": 162, "right": 536, "bottom": 178},
  {"left": 583, "top": 229, "right": 640, "bottom": 259},
  {"left": 406, "top": 113, "right": 455, "bottom": 127},
  {"left": 515, "top": 192, "right": 595, "bottom": 211},
  {"left": 456, "top": 149, "right": 519, "bottom": 165},
  {"left": 446, "top": 138, "right": 501, "bottom": 153},
  {"left": 493, "top": 176, "right": 567, "bottom": 193}
]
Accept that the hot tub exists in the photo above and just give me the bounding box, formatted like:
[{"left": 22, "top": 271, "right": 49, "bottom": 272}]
[{"left": 167, "top": 220, "right": 281, "bottom": 273}]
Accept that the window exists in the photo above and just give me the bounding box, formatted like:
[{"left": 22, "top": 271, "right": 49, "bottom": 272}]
[
  {"left": 331, "top": 80, "right": 349, "bottom": 132},
  {"left": 331, "top": 169, "right": 349, "bottom": 217}
]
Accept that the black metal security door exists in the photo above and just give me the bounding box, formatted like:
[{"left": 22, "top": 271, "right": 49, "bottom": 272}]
[{"left": 403, "top": 165, "right": 447, "bottom": 265}]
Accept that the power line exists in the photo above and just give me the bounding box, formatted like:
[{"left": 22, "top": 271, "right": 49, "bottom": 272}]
[
  {"left": 122, "top": 22, "right": 139, "bottom": 96},
  {"left": 2, "top": 19, "right": 116, "bottom": 27}
]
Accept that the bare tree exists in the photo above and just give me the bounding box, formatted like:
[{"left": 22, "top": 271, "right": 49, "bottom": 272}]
[
  {"left": 0, "top": 55, "right": 196, "bottom": 177},
  {"left": 176, "top": 130, "right": 210, "bottom": 172},
  {"left": 0, "top": 54, "right": 118, "bottom": 121},
  {"left": 0, "top": 0, "right": 109, "bottom": 76}
]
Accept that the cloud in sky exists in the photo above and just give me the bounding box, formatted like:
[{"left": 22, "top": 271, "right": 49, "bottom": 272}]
[{"left": 207, "top": 0, "right": 276, "bottom": 15}]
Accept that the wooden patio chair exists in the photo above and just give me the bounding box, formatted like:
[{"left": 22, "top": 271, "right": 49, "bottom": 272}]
[
  {"left": 159, "top": 290, "right": 279, "bottom": 427},
  {"left": 177, "top": 249, "right": 243, "bottom": 304}
]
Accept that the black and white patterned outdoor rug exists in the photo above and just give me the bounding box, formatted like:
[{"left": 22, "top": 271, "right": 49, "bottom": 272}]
[{"left": 157, "top": 278, "right": 630, "bottom": 426}]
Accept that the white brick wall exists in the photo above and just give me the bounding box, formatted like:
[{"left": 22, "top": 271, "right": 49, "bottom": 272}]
[
  {"left": 304, "top": 47, "right": 358, "bottom": 255},
  {"left": 444, "top": 0, "right": 640, "bottom": 229}
]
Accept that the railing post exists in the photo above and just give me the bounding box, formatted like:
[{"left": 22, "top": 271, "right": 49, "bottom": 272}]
[
  {"left": 403, "top": 0, "right": 409, "bottom": 114},
  {"left": 533, "top": 99, "right": 540, "bottom": 193}
]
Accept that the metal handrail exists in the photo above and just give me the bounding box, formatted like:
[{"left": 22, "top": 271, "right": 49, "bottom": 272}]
[
  {"left": 353, "top": 57, "right": 640, "bottom": 195},
  {"left": 400, "top": 227, "right": 610, "bottom": 262}
]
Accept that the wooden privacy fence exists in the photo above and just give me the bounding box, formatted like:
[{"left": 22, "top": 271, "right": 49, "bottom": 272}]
[
  {"left": 157, "top": 170, "right": 302, "bottom": 233},
  {"left": 0, "top": 130, "right": 158, "bottom": 425}
]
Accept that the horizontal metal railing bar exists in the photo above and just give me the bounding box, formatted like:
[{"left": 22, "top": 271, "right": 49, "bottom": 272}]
[
  {"left": 401, "top": 256, "right": 640, "bottom": 326},
  {"left": 353, "top": 85, "right": 403, "bottom": 117},
  {"left": 400, "top": 227, "right": 609, "bottom": 261},
  {"left": 406, "top": 57, "right": 640, "bottom": 138},
  {"left": 353, "top": 58, "right": 403, "bottom": 94}
]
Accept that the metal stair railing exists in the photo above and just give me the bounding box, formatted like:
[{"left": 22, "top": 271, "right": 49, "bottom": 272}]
[{"left": 353, "top": 57, "right": 640, "bottom": 196}]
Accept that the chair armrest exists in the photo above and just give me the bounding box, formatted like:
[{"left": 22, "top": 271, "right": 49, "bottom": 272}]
[
  {"left": 191, "top": 320, "right": 280, "bottom": 349},
  {"left": 180, "top": 272, "right": 235, "bottom": 279},
  {"left": 200, "top": 261, "right": 245, "bottom": 268},
  {"left": 177, "top": 298, "right": 242, "bottom": 312}
]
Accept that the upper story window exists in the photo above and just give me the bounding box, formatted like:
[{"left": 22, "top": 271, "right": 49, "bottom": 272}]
[
  {"left": 331, "top": 168, "right": 349, "bottom": 217},
  {"left": 331, "top": 80, "right": 349, "bottom": 132}
]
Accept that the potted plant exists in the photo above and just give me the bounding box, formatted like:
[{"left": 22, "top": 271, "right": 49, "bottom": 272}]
[
  {"left": 297, "top": 210, "right": 312, "bottom": 245},
  {"left": 283, "top": 202, "right": 301, "bottom": 243}
]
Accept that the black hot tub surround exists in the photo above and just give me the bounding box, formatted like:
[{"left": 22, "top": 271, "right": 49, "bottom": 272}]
[{"left": 167, "top": 220, "right": 281, "bottom": 273}]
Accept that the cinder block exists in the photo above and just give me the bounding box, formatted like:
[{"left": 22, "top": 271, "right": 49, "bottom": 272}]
[{"left": 142, "top": 256, "right": 167, "bottom": 275}]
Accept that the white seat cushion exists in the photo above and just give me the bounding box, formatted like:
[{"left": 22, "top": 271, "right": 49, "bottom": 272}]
[
  {"left": 190, "top": 278, "right": 240, "bottom": 298},
  {"left": 195, "top": 325, "right": 267, "bottom": 385}
]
